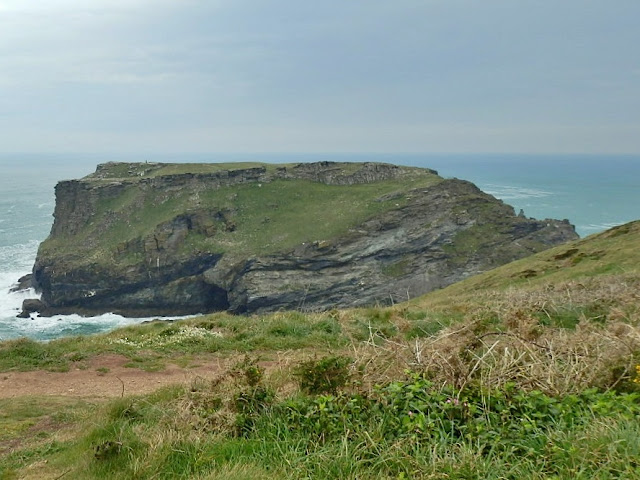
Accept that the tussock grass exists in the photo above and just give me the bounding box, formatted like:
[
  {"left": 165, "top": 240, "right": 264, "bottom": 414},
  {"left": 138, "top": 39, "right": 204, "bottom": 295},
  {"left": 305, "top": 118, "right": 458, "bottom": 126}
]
[
  {"left": 5, "top": 353, "right": 640, "bottom": 479},
  {"left": 378, "top": 274, "right": 640, "bottom": 395}
]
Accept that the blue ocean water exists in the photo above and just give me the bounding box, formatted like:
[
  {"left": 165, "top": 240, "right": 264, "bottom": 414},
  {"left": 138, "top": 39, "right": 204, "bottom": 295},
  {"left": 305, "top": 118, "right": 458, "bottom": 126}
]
[{"left": 0, "top": 153, "right": 638, "bottom": 341}]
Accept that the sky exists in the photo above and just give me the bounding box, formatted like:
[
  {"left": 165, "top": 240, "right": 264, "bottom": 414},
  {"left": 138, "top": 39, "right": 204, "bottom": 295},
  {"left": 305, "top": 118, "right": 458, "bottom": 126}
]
[{"left": 1, "top": 0, "right": 639, "bottom": 154}]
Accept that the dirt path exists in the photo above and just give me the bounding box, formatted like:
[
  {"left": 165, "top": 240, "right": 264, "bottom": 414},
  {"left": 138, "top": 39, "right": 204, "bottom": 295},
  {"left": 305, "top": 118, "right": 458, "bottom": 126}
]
[{"left": 0, "top": 354, "right": 227, "bottom": 399}]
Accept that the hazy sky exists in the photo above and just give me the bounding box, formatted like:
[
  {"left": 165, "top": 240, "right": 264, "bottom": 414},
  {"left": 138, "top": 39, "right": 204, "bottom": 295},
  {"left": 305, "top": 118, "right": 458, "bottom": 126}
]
[{"left": 1, "top": 0, "right": 639, "bottom": 154}]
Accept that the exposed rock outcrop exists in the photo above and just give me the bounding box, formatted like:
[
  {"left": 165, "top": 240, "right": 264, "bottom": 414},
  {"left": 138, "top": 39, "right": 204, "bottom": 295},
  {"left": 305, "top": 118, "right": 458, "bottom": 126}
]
[
  {"left": 10, "top": 274, "right": 33, "bottom": 293},
  {"left": 17, "top": 298, "right": 45, "bottom": 318},
  {"left": 25, "top": 161, "right": 578, "bottom": 317}
]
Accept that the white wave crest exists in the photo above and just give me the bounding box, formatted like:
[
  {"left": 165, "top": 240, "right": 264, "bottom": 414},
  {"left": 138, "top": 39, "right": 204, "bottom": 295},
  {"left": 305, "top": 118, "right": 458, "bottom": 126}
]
[
  {"left": 578, "top": 222, "right": 625, "bottom": 233},
  {"left": 0, "top": 283, "right": 37, "bottom": 321},
  {"left": 481, "top": 184, "right": 554, "bottom": 200},
  {"left": 0, "top": 240, "right": 40, "bottom": 272}
]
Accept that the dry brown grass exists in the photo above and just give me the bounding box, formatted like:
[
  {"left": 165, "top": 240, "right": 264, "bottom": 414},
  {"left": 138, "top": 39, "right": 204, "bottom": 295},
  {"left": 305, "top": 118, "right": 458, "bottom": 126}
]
[
  {"left": 173, "top": 273, "right": 640, "bottom": 400},
  {"left": 345, "top": 273, "right": 640, "bottom": 395}
]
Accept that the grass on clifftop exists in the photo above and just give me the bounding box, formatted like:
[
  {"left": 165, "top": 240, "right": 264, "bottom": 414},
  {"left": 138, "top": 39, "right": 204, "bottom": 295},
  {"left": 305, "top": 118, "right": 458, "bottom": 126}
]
[
  {"left": 3, "top": 221, "right": 640, "bottom": 479},
  {"left": 43, "top": 164, "right": 441, "bottom": 263},
  {"left": 84, "top": 162, "right": 276, "bottom": 180},
  {"left": 85, "top": 161, "right": 373, "bottom": 181}
]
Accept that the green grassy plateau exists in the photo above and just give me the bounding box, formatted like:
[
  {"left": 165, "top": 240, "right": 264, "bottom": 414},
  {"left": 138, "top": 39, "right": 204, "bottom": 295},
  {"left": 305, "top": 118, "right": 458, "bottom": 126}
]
[
  {"left": 42, "top": 162, "right": 441, "bottom": 262},
  {"left": 2, "top": 220, "right": 640, "bottom": 479}
]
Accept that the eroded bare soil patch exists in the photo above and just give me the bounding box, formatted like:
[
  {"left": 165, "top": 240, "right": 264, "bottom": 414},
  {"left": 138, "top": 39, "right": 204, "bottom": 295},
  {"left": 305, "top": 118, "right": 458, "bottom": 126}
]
[{"left": 0, "top": 354, "right": 227, "bottom": 399}]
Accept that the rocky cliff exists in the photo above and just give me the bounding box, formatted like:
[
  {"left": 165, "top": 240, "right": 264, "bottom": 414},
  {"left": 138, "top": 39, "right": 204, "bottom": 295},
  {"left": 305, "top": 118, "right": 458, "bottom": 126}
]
[{"left": 25, "top": 161, "right": 578, "bottom": 316}]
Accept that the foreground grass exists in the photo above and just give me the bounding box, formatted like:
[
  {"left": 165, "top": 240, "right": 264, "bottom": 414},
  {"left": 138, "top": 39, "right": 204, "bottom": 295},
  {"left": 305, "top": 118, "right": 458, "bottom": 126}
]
[
  {"left": 3, "top": 220, "right": 640, "bottom": 478},
  {"left": 3, "top": 266, "right": 640, "bottom": 479},
  {"left": 2, "top": 369, "right": 640, "bottom": 479}
]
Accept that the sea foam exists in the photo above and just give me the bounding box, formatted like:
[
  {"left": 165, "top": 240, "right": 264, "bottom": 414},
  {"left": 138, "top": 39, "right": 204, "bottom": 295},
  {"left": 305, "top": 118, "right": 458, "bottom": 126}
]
[
  {"left": 0, "top": 240, "right": 194, "bottom": 341},
  {"left": 481, "top": 184, "right": 554, "bottom": 201},
  {"left": 3, "top": 312, "right": 156, "bottom": 342}
]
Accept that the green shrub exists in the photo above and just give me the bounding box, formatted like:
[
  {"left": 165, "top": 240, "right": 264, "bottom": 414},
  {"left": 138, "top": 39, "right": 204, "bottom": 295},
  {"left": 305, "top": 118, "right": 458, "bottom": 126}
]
[
  {"left": 294, "top": 356, "right": 352, "bottom": 395},
  {"left": 231, "top": 357, "right": 275, "bottom": 436},
  {"left": 277, "top": 374, "right": 640, "bottom": 456}
]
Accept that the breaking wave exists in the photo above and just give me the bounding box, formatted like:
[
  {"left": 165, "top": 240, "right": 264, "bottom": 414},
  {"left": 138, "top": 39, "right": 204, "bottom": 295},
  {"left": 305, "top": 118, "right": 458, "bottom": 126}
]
[
  {"left": 0, "top": 310, "right": 183, "bottom": 342},
  {"left": 578, "top": 222, "right": 626, "bottom": 234},
  {"left": 480, "top": 184, "right": 555, "bottom": 201}
]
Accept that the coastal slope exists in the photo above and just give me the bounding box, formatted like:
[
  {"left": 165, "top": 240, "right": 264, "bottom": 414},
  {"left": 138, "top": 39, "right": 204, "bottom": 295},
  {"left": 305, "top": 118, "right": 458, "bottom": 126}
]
[{"left": 27, "top": 161, "right": 578, "bottom": 316}]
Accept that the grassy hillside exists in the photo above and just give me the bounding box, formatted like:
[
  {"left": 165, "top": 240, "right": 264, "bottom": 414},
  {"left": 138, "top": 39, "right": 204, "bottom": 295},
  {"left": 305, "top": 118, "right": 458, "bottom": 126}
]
[
  {"left": 2, "top": 221, "right": 640, "bottom": 479},
  {"left": 414, "top": 219, "right": 640, "bottom": 308}
]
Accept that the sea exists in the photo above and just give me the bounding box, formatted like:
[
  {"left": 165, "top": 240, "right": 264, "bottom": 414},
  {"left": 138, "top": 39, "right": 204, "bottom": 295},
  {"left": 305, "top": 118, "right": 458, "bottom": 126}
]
[{"left": 1, "top": 153, "right": 638, "bottom": 341}]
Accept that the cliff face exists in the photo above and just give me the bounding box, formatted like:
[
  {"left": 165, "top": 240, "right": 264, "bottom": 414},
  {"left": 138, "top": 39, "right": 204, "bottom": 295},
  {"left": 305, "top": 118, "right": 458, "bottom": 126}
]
[{"left": 28, "top": 161, "right": 578, "bottom": 316}]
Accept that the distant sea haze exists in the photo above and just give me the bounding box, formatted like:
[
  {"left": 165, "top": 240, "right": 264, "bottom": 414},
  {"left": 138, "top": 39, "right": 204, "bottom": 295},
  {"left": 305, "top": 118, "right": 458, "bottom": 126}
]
[{"left": 0, "top": 153, "right": 638, "bottom": 341}]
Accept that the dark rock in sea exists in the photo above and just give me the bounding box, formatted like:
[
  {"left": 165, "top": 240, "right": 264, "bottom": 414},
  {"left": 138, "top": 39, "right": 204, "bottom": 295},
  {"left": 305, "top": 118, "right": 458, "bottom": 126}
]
[
  {"left": 28, "top": 161, "right": 579, "bottom": 317},
  {"left": 17, "top": 298, "right": 45, "bottom": 318},
  {"left": 10, "top": 273, "right": 33, "bottom": 293}
]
